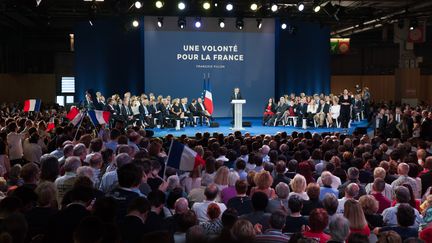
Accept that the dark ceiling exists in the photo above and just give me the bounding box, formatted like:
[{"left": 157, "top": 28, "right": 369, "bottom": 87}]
[{"left": 0, "top": 0, "right": 431, "bottom": 36}]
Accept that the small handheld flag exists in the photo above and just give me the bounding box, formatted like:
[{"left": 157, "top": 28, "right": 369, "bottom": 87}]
[
  {"left": 66, "top": 106, "right": 84, "bottom": 126},
  {"left": 87, "top": 110, "right": 111, "bottom": 126},
  {"left": 23, "top": 99, "right": 41, "bottom": 112},
  {"left": 166, "top": 140, "right": 205, "bottom": 171}
]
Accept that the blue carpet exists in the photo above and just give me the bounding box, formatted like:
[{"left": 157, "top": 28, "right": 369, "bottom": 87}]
[{"left": 149, "top": 117, "right": 371, "bottom": 137}]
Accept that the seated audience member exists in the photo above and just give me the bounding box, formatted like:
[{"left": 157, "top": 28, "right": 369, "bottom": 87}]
[
  {"left": 377, "top": 230, "right": 402, "bottom": 243},
  {"left": 374, "top": 203, "right": 419, "bottom": 241},
  {"left": 212, "top": 208, "right": 239, "bottom": 243},
  {"left": 420, "top": 156, "right": 432, "bottom": 196},
  {"left": 319, "top": 171, "right": 339, "bottom": 201},
  {"left": 231, "top": 219, "right": 256, "bottom": 243},
  {"left": 302, "top": 183, "right": 323, "bottom": 215},
  {"left": 240, "top": 191, "right": 271, "bottom": 230},
  {"left": 382, "top": 186, "right": 423, "bottom": 228},
  {"left": 322, "top": 194, "right": 339, "bottom": 225},
  {"left": 338, "top": 167, "right": 366, "bottom": 199},
  {"left": 200, "top": 203, "right": 223, "bottom": 235},
  {"left": 165, "top": 197, "right": 189, "bottom": 234},
  {"left": 185, "top": 225, "right": 207, "bottom": 243},
  {"left": 44, "top": 186, "right": 94, "bottom": 243},
  {"left": 390, "top": 163, "right": 418, "bottom": 199},
  {"left": 272, "top": 161, "right": 291, "bottom": 188},
  {"left": 254, "top": 210, "right": 289, "bottom": 243},
  {"left": 250, "top": 170, "right": 276, "bottom": 199},
  {"left": 369, "top": 178, "right": 392, "bottom": 213},
  {"left": 346, "top": 233, "right": 369, "bottom": 243},
  {"left": 173, "top": 210, "right": 199, "bottom": 243},
  {"left": 365, "top": 167, "right": 393, "bottom": 201},
  {"left": 337, "top": 183, "right": 359, "bottom": 214},
  {"left": 54, "top": 156, "right": 81, "bottom": 204},
  {"left": 120, "top": 197, "right": 151, "bottom": 243},
  {"left": 235, "top": 159, "right": 248, "bottom": 180},
  {"left": 303, "top": 208, "right": 330, "bottom": 243},
  {"left": 262, "top": 98, "right": 276, "bottom": 126},
  {"left": 220, "top": 171, "right": 240, "bottom": 204},
  {"left": 266, "top": 182, "right": 289, "bottom": 214},
  {"left": 227, "top": 180, "right": 253, "bottom": 216},
  {"left": 192, "top": 184, "right": 227, "bottom": 223},
  {"left": 327, "top": 215, "right": 350, "bottom": 243},
  {"left": 289, "top": 174, "right": 309, "bottom": 200},
  {"left": 344, "top": 199, "right": 370, "bottom": 237},
  {"left": 283, "top": 195, "right": 308, "bottom": 233},
  {"left": 359, "top": 195, "right": 383, "bottom": 230},
  {"left": 107, "top": 163, "right": 143, "bottom": 221}
]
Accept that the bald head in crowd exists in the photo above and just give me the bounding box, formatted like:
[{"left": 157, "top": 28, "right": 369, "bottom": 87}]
[
  {"left": 397, "top": 163, "right": 410, "bottom": 176},
  {"left": 345, "top": 183, "right": 360, "bottom": 199},
  {"left": 204, "top": 184, "right": 219, "bottom": 201},
  {"left": 174, "top": 198, "right": 189, "bottom": 214}
]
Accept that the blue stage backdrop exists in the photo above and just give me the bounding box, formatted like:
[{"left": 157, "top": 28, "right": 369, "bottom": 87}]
[
  {"left": 275, "top": 20, "right": 330, "bottom": 98},
  {"left": 144, "top": 17, "right": 275, "bottom": 117},
  {"left": 74, "top": 18, "right": 145, "bottom": 102}
]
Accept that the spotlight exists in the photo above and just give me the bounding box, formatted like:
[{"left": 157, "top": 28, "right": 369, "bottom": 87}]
[
  {"left": 178, "top": 17, "right": 186, "bottom": 29},
  {"left": 271, "top": 4, "right": 278, "bottom": 12},
  {"left": 236, "top": 18, "right": 244, "bottom": 30},
  {"left": 281, "top": 23, "right": 287, "bottom": 29},
  {"left": 134, "top": 1, "right": 142, "bottom": 9},
  {"left": 195, "top": 17, "right": 202, "bottom": 28},
  {"left": 203, "top": 1, "right": 211, "bottom": 10},
  {"left": 155, "top": 1, "right": 163, "bottom": 8},
  {"left": 226, "top": 3, "right": 233, "bottom": 11},
  {"left": 256, "top": 19, "right": 262, "bottom": 29},
  {"left": 313, "top": 0, "right": 321, "bottom": 12},
  {"left": 178, "top": 2, "right": 186, "bottom": 10},
  {"left": 297, "top": 2, "right": 304, "bottom": 11},
  {"left": 409, "top": 18, "right": 418, "bottom": 30},
  {"left": 250, "top": 3, "right": 258, "bottom": 11},
  {"left": 157, "top": 17, "right": 163, "bottom": 28},
  {"left": 219, "top": 18, "right": 225, "bottom": 28},
  {"left": 132, "top": 20, "right": 139, "bottom": 27}
]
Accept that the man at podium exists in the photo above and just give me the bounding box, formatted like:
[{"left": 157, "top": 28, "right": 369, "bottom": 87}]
[{"left": 231, "top": 88, "right": 243, "bottom": 122}]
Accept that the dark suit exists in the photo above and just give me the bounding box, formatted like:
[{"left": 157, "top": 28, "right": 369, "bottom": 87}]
[
  {"left": 120, "top": 215, "right": 145, "bottom": 243},
  {"left": 181, "top": 103, "right": 194, "bottom": 125},
  {"left": 139, "top": 104, "right": 152, "bottom": 127},
  {"left": 296, "top": 103, "right": 308, "bottom": 127},
  {"left": 44, "top": 204, "right": 91, "bottom": 243},
  {"left": 104, "top": 104, "right": 118, "bottom": 127},
  {"left": 196, "top": 102, "right": 211, "bottom": 125},
  {"left": 231, "top": 92, "right": 243, "bottom": 121},
  {"left": 268, "top": 103, "right": 288, "bottom": 126}
]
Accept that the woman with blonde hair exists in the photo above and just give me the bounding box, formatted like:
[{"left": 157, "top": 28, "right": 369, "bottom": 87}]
[
  {"left": 181, "top": 165, "right": 202, "bottom": 194},
  {"left": 288, "top": 174, "right": 309, "bottom": 200},
  {"left": 214, "top": 166, "right": 229, "bottom": 191},
  {"left": 328, "top": 96, "right": 340, "bottom": 127},
  {"left": 250, "top": 170, "right": 276, "bottom": 199},
  {"left": 221, "top": 171, "right": 240, "bottom": 204},
  {"left": 344, "top": 199, "right": 371, "bottom": 237},
  {"left": 359, "top": 195, "right": 383, "bottom": 229}
]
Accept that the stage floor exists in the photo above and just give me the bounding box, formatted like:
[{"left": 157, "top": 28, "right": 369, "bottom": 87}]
[{"left": 149, "top": 118, "right": 371, "bottom": 137}]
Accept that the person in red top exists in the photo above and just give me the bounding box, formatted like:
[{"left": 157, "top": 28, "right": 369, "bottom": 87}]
[
  {"left": 344, "top": 199, "right": 371, "bottom": 238},
  {"left": 370, "top": 178, "right": 391, "bottom": 214},
  {"left": 262, "top": 98, "right": 276, "bottom": 125},
  {"left": 303, "top": 208, "right": 331, "bottom": 243}
]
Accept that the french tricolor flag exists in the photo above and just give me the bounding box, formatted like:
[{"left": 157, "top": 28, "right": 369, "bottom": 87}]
[
  {"left": 23, "top": 99, "right": 41, "bottom": 112},
  {"left": 203, "top": 76, "right": 214, "bottom": 115},
  {"left": 167, "top": 140, "right": 205, "bottom": 171},
  {"left": 87, "top": 110, "right": 111, "bottom": 126},
  {"left": 66, "top": 106, "right": 84, "bottom": 126}
]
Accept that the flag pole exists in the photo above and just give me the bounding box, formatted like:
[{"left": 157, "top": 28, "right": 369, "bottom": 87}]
[
  {"left": 73, "top": 110, "right": 86, "bottom": 142},
  {"left": 163, "top": 139, "right": 174, "bottom": 180}
]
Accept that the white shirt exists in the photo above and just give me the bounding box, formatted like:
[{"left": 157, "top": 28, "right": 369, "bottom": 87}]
[
  {"left": 192, "top": 200, "right": 227, "bottom": 223},
  {"left": 7, "top": 132, "right": 24, "bottom": 160},
  {"left": 23, "top": 141, "right": 42, "bottom": 163},
  {"left": 307, "top": 104, "right": 317, "bottom": 113},
  {"left": 337, "top": 197, "right": 351, "bottom": 214},
  {"left": 330, "top": 105, "right": 341, "bottom": 119}
]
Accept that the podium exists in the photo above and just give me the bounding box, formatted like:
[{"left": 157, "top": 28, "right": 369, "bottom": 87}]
[{"left": 231, "top": 99, "right": 246, "bottom": 130}]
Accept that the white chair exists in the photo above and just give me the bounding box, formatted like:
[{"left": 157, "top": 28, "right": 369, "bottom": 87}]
[{"left": 286, "top": 116, "right": 298, "bottom": 126}]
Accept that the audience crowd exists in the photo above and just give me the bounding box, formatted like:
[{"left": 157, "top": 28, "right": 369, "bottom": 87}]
[{"left": 0, "top": 92, "right": 431, "bottom": 243}]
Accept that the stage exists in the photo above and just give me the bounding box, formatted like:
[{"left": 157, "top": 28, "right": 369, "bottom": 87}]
[{"left": 149, "top": 118, "right": 372, "bottom": 137}]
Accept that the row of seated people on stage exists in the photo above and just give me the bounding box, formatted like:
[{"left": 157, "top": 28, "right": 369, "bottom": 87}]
[
  {"left": 263, "top": 89, "right": 370, "bottom": 129},
  {"left": 86, "top": 91, "right": 214, "bottom": 128}
]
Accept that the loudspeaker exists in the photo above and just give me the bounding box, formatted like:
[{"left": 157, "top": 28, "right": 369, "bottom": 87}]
[
  {"left": 210, "top": 122, "right": 219, "bottom": 127},
  {"left": 242, "top": 121, "right": 252, "bottom": 127},
  {"left": 354, "top": 127, "right": 367, "bottom": 135}
]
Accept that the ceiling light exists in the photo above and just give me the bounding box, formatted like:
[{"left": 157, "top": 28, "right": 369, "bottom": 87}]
[
  {"left": 134, "top": 1, "right": 142, "bottom": 9},
  {"left": 271, "top": 4, "right": 278, "bottom": 12},
  {"left": 195, "top": 17, "right": 202, "bottom": 28},
  {"left": 250, "top": 3, "right": 258, "bottom": 11},
  {"left": 226, "top": 3, "right": 233, "bottom": 11},
  {"left": 132, "top": 20, "right": 139, "bottom": 27},
  {"left": 298, "top": 2, "right": 304, "bottom": 11},
  {"left": 155, "top": 1, "right": 163, "bottom": 8},
  {"left": 203, "top": 1, "right": 211, "bottom": 10},
  {"left": 178, "top": 2, "right": 186, "bottom": 10},
  {"left": 281, "top": 23, "right": 287, "bottom": 29}
]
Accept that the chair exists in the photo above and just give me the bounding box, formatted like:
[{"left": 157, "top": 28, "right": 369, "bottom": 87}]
[{"left": 285, "top": 116, "right": 298, "bottom": 126}]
